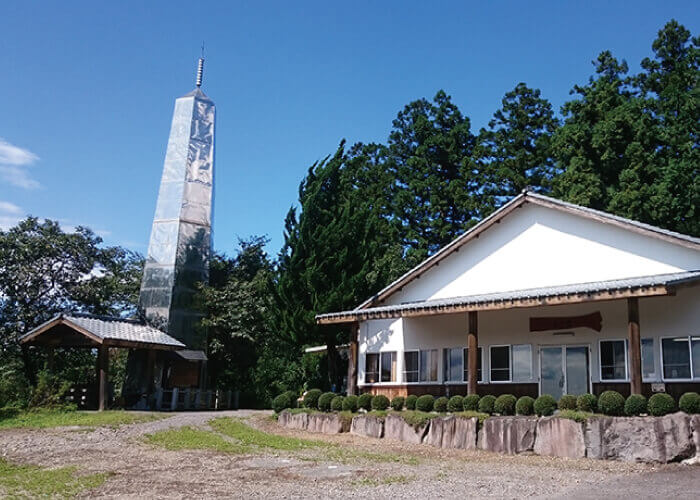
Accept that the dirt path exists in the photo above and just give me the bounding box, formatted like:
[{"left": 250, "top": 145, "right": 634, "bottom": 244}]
[{"left": 1, "top": 411, "right": 697, "bottom": 498}]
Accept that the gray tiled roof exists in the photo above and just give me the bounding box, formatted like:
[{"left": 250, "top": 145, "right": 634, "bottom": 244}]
[{"left": 317, "top": 270, "right": 700, "bottom": 322}]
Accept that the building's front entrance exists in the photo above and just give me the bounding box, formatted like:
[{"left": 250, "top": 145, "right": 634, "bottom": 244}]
[{"left": 540, "top": 345, "right": 590, "bottom": 399}]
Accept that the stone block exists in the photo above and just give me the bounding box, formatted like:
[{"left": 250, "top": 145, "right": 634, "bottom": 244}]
[
  {"left": 425, "top": 416, "right": 478, "bottom": 449},
  {"left": 306, "top": 413, "right": 350, "bottom": 434},
  {"left": 534, "top": 417, "right": 585, "bottom": 459},
  {"left": 278, "top": 411, "right": 308, "bottom": 430},
  {"left": 479, "top": 416, "right": 537, "bottom": 454},
  {"left": 350, "top": 415, "right": 384, "bottom": 439},
  {"left": 384, "top": 414, "right": 429, "bottom": 444}
]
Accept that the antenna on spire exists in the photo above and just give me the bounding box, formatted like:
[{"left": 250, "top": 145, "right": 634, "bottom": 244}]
[{"left": 196, "top": 42, "right": 205, "bottom": 88}]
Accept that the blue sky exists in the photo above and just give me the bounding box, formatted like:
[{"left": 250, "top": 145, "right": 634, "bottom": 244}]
[{"left": 1, "top": 1, "right": 698, "bottom": 257}]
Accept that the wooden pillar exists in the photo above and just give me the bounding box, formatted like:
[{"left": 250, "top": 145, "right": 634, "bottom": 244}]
[
  {"left": 467, "top": 311, "right": 478, "bottom": 395},
  {"left": 97, "top": 345, "right": 109, "bottom": 411},
  {"left": 628, "top": 297, "right": 642, "bottom": 395},
  {"left": 347, "top": 322, "right": 359, "bottom": 396}
]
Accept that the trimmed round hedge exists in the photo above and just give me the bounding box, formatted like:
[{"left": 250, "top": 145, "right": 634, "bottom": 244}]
[
  {"left": 390, "top": 396, "right": 405, "bottom": 411},
  {"left": 679, "top": 392, "right": 700, "bottom": 414},
  {"left": 494, "top": 394, "right": 517, "bottom": 415},
  {"left": 405, "top": 394, "right": 418, "bottom": 411},
  {"left": 330, "top": 395, "right": 344, "bottom": 412},
  {"left": 577, "top": 393, "right": 598, "bottom": 412},
  {"left": 463, "top": 394, "right": 480, "bottom": 411},
  {"left": 516, "top": 396, "right": 535, "bottom": 416},
  {"left": 272, "top": 392, "right": 295, "bottom": 413},
  {"left": 358, "top": 393, "right": 373, "bottom": 411},
  {"left": 624, "top": 394, "right": 647, "bottom": 416},
  {"left": 478, "top": 395, "right": 497, "bottom": 414},
  {"left": 534, "top": 394, "right": 557, "bottom": 416},
  {"left": 447, "top": 395, "right": 464, "bottom": 413},
  {"left": 318, "top": 392, "right": 336, "bottom": 412},
  {"left": 303, "top": 389, "right": 322, "bottom": 409},
  {"left": 434, "top": 396, "right": 449, "bottom": 413},
  {"left": 648, "top": 393, "right": 675, "bottom": 416},
  {"left": 558, "top": 394, "right": 577, "bottom": 411},
  {"left": 342, "top": 395, "right": 358, "bottom": 412},
  {"left": 416, "top": 395, "right": 435, "bottom": 412},
  {"left": 598, "top": 391, "right": 625, "bottom": 416},
  {"left": 371, "top": 394, "right": 390, "bottom": 411}
]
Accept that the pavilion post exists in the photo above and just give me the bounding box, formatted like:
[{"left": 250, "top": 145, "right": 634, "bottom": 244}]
[
  {"left": 628, "top": 298, "right": 643, "bottom": 395},
  {"left": 97, "top": 345, "right": 109, "bottom": 411},
  {"left": 347, "top": 322, "right": 359, "bottom": 396},
  {"left": 467, "top": 311, "right": 478, "bottom": 395}
]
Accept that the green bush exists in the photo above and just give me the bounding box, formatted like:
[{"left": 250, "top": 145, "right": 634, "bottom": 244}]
[
  {"left": 303, "top": 389, "right": 322, "bottom": 409},
  {"left": 515, "top": 396, "right": 535, "bottom": 416},
  {"left": 534, "top": 394, "right": 557, "bottom": 416},
  {"left": 679, "top": 392, "right": 700, "bottom": 414},
  {"left": 648, "top": 393, "right": 676, "bottom": 416},
  {"left": 28, "top": 371, "right": 71, "bottom": 409},
  {"left": 272, "top": 392, "right": 294, "bottom": 413},
  {"left": 390, "top": 396, "right": 405, "bottom": 411},
  {"left": 342, "top": 395, "right": 359, "bottom": 412},
  {"left": 598, "top": 391, "right": 625, "bottom": 416},
  {"left": 577, "top": 393, "right": 598, "bottom": 412},
  {"left": 357, "top": 393, "right": 373, "bottom": 411},
  {"left": 284, "top": 391, "right": 298, "bottom": 408},
  {"left": 463, "top": 394, "right": 480, "bottom": 411},
  {"left": 405, "top": 394, "right": 418, "bottom": 410},
  {"left": 416, "top": 395, "right": 435, "bottom": 412},
  {"left": 494, "top": 394, "right": 517, "bottom": 415},
  {"left": 624, "top": 394, "right": 647, "bottom": 416},
  {"left": 447, "top": 395, "right": 464, "bottom": 413},
  {"left": 0, "top": 405, "right": 21, "bottom": 420},
  {"left": 558, "top": 394, "right": 577, "bottom": 411},
  {"left": 478, "top": 395, "right": 496, "bottom": 414},
  {"left": 330, "top": 396, "right": 344, "bottom": 412},
  {"left": 318, "top": 392, "right": 336, "bottom": 412},
  {"left": 434, "top": 397, "right": 449, "bottom": 413},
  {"left": 371, "top": 395, "right": 390, "bottom": 411}
]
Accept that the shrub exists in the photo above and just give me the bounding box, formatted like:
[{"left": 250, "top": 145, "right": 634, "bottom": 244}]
[
  {"left": 494, "top": 394, "right": 517, "bottom": 415},
  {"left": 515, "top": 396, "right": 534, "bottom": 416},
  {"left": 0, "top": 405, "right": 21, "bottom": 420},
  {"left": 447, "top": 395, "right": 464, "bottom": 413},
  {"left": 342, "top": 395, "right": 359, "bottom": 412},
  {"left": 318, "top": 392, "right": 336, "bottom": 412},
  {"left": 330, "top": 396, "right": 344, "bottom": 412},
  {"left": 679, "top": 392, "right": 700, "bottom": 414},
  {"left": 272, "top": 392, "right": 294, "bottom": 413},
  {"left": 598, "top": 391, "right": 625, "bottom": 416},
  {"left": 390, "top": 396, "right": 405, "bottom": 411},
  {"left": 434, "top": 397, "right": 449, "bottom": 413},
  {"left": 648, "top": 393, "right": 676, "bottom": 416},
  {"left": 577, "top": 393, "right": 598, "bottom": 413},
  {"left": 284, "top": 391, "right": 298, "bottom": 409},
  {"left": 534, "top": 394, "right": 557, "bottom": 416},
  {"left": 416, "top": 395, "right": 435, "bottom": 412},
  {"left": 463, "top": 394, "right": 480, "bottom": 411},
  {"left": 371, "top": 395, "right": 390, "bottom": 411},
  {"left": 357, "top": 393, "right": 373, "bottom": 411},
  {"left": 405, "top": 394, "right": 418, "bottom": 410},
  {"left": 28, "top": 371, "right": 71, "bottom": 409},
  {"left": 558, "top": 394, "right": 577, "bottom": 411},
  {"left": 624, "top": 394, "right": 647, "bottom": 416},
  {"left": 303, "top": 389, "right": 322, "bottom": 409},
  {"left": 478, "top": 395, "right": 496, "bottom": 414}
]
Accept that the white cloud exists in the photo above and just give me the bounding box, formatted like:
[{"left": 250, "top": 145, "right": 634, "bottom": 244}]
[
  {"left": 0, "top": 201, "right": 22, "bottom": 214},
  {"left": 0, "top": 200, "right": 24, "bottom": 229},
  {"left": 0, "top": 138, "right": 41, "bottom": 189}
]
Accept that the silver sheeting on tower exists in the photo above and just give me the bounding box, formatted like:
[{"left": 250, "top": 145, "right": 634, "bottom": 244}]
[{"left": 139, "top": 86, "right": 215, "bottom": 349}]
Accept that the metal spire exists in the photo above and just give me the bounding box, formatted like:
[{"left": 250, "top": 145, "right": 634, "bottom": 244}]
[{"left": 196, "top": 43, "right": 205, "bottom": 88}]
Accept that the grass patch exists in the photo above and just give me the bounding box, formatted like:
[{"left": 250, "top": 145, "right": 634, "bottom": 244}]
[
  {"left": 211, "top": 418, "right": 328, "bottom": 451},
  {"left": 0, "top": 458, "right": 108, "bottom": 498},
  {"left": 454, "top": 410, "right": 491, "bottom": 427},
  {"left": 145, "top": 426, "right": 250, "bottom": 454},
  {"left": 352, "top": 474, "right": 412, "bottom": 487},
  {"left": 393, "top": 410, "right": 440, "bottom": 429},
  {"left": 557, "top": 410, "right": 596, "bottom": 422},
  {"left": 0, "top": 409, "right": 163, "bottom": 430},
  {"left": 323, "top": 448, "right": 420, "bottom": 465}
]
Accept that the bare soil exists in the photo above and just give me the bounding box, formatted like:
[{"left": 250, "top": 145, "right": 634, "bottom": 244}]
[{"left": 1, "top": 410, "right": 698, "bottom": 498}]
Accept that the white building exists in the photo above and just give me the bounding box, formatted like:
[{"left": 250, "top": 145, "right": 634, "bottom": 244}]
[{"left": 317, "top": 191, "right": 700, "bottom": 401}]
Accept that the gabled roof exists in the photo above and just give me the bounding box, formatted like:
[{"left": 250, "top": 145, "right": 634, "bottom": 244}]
[
  {"left": 20, "top": 313, "right": 186, "bottom": 350},
  {"left": 356, "top": 191, "right": 700, "bottom": 310}
]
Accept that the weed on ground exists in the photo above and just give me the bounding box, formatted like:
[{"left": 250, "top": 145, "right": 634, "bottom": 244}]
[
  {"left": 0, "top": 458, "right": 108, "bottom": 498},
  {"left": 0, "top": 409, "right": 163, "bottom": 430}
]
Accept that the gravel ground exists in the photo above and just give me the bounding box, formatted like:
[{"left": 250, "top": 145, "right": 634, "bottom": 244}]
[{"left": 1, "top": 411, "right": 698, "bottom": 498}]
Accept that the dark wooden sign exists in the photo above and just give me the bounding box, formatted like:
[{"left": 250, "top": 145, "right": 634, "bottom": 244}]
[{"left": 530, "top": 311, "right": 602, "bottom": 332}]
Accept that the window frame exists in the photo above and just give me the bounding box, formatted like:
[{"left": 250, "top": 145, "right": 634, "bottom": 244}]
[
  {"left": 403, "top": 349, "right": 419, "bottom": 383},
  {"left": 380, "top": 351, "right": 397, "bottom": 383},
  {"left": 443, "top": 346, "right": 465, "bottom": 384},
  {"left": 641, "top": 337, "right": 657, "bottom": 382},
  {"left": 418, "top": 348, "right": 439, "bottom": 383},
  {"left": 364, "top": 352, "right": 380, "bottom": 384},
  {"left": 512, "top": 343, "right": 533, "bottom": 382},
  {"left": 660, "top": 335, "right": 699, "bottom": 382},
  {"left": 598, "top": 339, "right": 629, "bottom": 382},
  {"left": 489, "top": 344, "right": 512, "bottom": 383}
]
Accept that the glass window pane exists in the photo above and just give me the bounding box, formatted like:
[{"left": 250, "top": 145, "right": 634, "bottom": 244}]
[
  {"left": 420, "top": 349, "right": 437, "bottom": 382},
  {"left": 380, "top": 352, "right": 396, "bottom": 382},
  {"left": 463, "top": 347, "right": 483, "bottom": 382},
  {"left": 641, "top": 338, "right": 655, "bottom": 379},
  {"left": 600, "top": 340, "right": 627, "bottom": 380},
  {"left": 512, "top": 344, "right": 532, "bottom": 382},
  {"left": 692, "top": 338, "right": 700, "bottom": 379},
  {"left": 365, "top": 353, "right": 379, "bottom": 383},
  {"left": 662, "top": 338, "right": 691, "bottom": 379},
  {"left": 443, "top": 348, "right": 462, "bottom": 382},
  {"left": 490, "top": 346, "right": 510, "bottom": 382},
  {"left": 403, "top": 351, "right": 418, "bottom": 382}
]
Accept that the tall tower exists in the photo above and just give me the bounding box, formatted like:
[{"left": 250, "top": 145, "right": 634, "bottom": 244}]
[{"left": 139, "top": 57, "right": 215, "bottom": 349}]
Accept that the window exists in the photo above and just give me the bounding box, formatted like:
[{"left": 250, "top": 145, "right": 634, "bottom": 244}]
[
  {"left": 490, "top": 346, "right": 511, "bottom": 382},
  {"left": 512, "top": 344, "right": 532, "bottom": 381},
  {"left": 661, "top": 337, "right": 700, "bottom": 380},
  {"left": 443, "top": 347, "right": 463, "bottom": 382},
  {"left": 380, "top": 352, "right": 397, "bottom": 382},
  {"left": 462, "top": 347, "right": 483, "bottom": 382},
  {"left": 365, "top": 353, "right": 379, "bottom": 383},
  {"left": 419, "top": 349, "right": 438, "bottom": 382},
  {"left": 600, "top": 340, "right": 627, "bottom": 380},
  {"left": 641, "top": 338, "right": 656, "bottom": 380},
  {"left": 403, "top": 351, "right": 419, "bottom": 382}
]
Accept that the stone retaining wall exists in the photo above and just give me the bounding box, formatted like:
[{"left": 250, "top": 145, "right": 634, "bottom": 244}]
[{"left": 277, "top": 411, "right": 349, "bottom": 434}]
